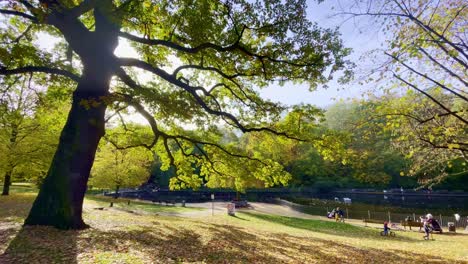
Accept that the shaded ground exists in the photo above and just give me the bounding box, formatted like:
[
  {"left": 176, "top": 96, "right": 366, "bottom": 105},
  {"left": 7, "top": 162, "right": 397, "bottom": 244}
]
[{"left": 1, "top": 193, "right": 467, "bottom": 263}]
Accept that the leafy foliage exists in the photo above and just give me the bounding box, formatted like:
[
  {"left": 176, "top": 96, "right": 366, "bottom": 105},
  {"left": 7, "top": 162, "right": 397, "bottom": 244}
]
[
  {"left": 1, "top": 193, "right": 467, "bottom": 263},
  {"left": 90, "top": 138, "right": 153, "bottom": 192},
  {"left": 0, "top": 76, "right": 68, "bottom": 191},
  {"left": 341, "top": 0, "right": 467, "bottom": 186},
  {"left": 0, "top": 0, "right": 353, "bottom": 194}
]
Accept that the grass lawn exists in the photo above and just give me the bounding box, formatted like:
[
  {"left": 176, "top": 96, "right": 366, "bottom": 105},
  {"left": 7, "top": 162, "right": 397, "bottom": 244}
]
[
  {"left": 0, "top": 183, "right": 38, "bottom": 194},
  {"left": 85, "top": 195, "right": 204, "bottom": 214},
  {"left": 1, "top": 193, "right": 467, "bottom": 263}
]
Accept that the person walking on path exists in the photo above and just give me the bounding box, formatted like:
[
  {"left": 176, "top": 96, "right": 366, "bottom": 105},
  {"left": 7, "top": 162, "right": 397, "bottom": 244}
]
[{"left": 335, "top": 207, "right": 345, "bottom": 222}]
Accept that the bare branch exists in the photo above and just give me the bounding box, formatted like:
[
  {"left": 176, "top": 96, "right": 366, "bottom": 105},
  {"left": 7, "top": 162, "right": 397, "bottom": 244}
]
[
  {"left": 393, "top": 73, "right": 468, "bottom": 125},
  {"left": 387, "top": 52, "right": 468, "bottom": 102},
  {"left": 417, "top": 47, "right": 468, "bottom": 87}
]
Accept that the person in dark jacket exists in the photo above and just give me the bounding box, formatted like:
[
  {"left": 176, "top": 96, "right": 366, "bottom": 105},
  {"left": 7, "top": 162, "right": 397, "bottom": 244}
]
[{"left": 335, "top": 207, "right": 345, "bottom": 222}]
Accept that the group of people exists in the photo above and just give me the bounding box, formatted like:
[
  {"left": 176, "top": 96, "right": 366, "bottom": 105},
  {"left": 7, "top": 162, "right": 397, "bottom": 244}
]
[
  {"left": 383, "top": 213, "right": 442, "bottom": 239},
  {"left": 327, "top": 207, "right": 443, "bottom": 240},
  {"left": 327, "top": 207, "right": 345, "bottom": 222}
]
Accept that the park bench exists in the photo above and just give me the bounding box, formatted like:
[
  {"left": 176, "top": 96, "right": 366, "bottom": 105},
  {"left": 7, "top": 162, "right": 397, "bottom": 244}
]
[{"left": 400, "top": 220, "right": 423, "bottom": 231}]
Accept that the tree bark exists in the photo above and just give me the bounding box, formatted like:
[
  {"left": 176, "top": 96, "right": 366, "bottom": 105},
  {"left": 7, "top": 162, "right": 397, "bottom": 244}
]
[
  {"left": 2, "top": 124, "right": 18, "bottom": 196},
  {"left": 114, "top": 185, "right": 120, "bottom": 199},
  {"left": 1, "top": 170, "right": 12, "bottom": 196},
  {"left": 24, "top": 74, "right": 110, "bottom": 229},
  {"left": 22, "top": 0, "right": 120, "bottom": 229}
]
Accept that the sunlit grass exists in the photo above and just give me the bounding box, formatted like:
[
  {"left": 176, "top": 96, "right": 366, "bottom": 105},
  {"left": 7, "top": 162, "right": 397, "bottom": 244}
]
[
  {"left": 1, "top": 193, "right": 467, "bottom": 263},
  {"left": 0, "top": 183, "right": 37, "bottom": 194}
]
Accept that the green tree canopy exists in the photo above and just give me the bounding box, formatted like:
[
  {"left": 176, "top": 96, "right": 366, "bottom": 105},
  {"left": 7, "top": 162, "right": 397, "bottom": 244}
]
[
  {"left": 0, "top": 0, "right": 352, "bottom": 229},
  {"left": 90, "top": 139, "right": 152, "bottom": 194}
]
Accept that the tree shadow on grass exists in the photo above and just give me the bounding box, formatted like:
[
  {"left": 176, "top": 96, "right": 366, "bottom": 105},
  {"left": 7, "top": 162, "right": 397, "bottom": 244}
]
[
  {"left": 0, "top": 226, "right": 19, "bottom": 253},
  {"left": 241, "top": 212, "right": 422, "bottom": 242},
  {"left": 229, "top": 214, "right": 249, "bottom": 221},
  {"left": 0, "top": 226, "right": 78, "bottom": 264},
  {"left": 84, "top": 222, "right": 454, "bottom": 263},
  {"left": 0, "top": 193, "right": 35, "bottom": 222},
  {"left": 0, "top": 213, "right": 459, "bottom": 263}
]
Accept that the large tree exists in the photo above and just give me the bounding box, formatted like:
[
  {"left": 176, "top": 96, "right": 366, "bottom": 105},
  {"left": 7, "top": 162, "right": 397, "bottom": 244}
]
[{"left": 0, "top": 0, "right": 351, "bottom": 229}]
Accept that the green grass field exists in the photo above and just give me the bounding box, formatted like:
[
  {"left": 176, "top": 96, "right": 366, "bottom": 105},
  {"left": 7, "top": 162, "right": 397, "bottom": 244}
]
[{"left": 1, "top": 193, "right": 467, "bottom": 263}]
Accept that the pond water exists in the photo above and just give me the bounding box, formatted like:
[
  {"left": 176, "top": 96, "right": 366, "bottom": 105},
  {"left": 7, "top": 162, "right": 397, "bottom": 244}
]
[{"left": 317, "top": 192, "right": 468, "bottom": 211}]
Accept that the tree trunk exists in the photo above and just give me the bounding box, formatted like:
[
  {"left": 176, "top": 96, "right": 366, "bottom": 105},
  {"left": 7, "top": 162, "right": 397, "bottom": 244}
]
[
  {"left": 114, "top": 185, "right": 120, "bottom": 199},
  {"left": 2, "top": 124, "right": 18, "bottom": 196},
  {"left": 1, "top": 170, "right": 12, "bottom": 196},
  {"left": 24, "top": 75, "right": 110, "bottom": 229}
]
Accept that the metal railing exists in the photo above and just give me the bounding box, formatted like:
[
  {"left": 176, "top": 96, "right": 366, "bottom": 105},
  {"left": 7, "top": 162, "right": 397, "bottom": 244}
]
[{"left": 275, "top": 199, "right": 468, "bottom": 229}]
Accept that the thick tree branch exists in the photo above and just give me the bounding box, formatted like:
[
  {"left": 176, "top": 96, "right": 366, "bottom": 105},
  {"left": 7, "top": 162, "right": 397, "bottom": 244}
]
[
  {"left": 118, "top": 28, "right": 244, "bottom": 54},
  {"left": 115, "top": 71, "right": 280, "bottom": 166},
  {"left": 119, "top": 58, "right": 305, "bottom": 141},
  {"left": 0, "top": 9, "right": 37, "bottom": 22},
  {"left": 173, "top": 64, "right": 254, "bottom": 80},
  {"left": 0, "top": 66, "right": 80, "bottom": 82},
  {"left": 118, "top": 31, "right": 320, "bottom": 68},
  {"left": 66, "top": 0, "right": 97, "bottom": 18}
]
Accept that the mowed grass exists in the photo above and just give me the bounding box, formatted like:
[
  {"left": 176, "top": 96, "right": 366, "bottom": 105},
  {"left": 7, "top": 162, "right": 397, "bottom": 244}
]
[
  {"left": 0, "top": 183, "right": 38, "bottom": 194},
  {"left": 0, "top": 193, "right": 467, "bottom": 263}
]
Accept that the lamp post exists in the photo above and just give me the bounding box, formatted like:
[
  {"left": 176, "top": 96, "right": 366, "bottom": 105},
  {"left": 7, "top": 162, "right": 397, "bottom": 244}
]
[{"left": 211, "top": 193, "right": 215, "bottom": 216}]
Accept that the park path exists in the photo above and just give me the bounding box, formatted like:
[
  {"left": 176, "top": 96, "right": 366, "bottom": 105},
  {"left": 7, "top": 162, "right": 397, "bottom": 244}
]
[
  {"left": 97, "top": 200, "right": 467, "bottom": 234},
  {"left": 181, "top": 202, "right": 404, "bottom": 230}
]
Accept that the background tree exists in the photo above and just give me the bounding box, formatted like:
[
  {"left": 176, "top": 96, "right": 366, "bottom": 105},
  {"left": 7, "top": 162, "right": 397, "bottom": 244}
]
[
  {"left": 340, "top": 0, "right": 467, "bottom": 185},
  {"left": 89, "top": 140, "right": 152, "bottom": 196},
  {"left": 0, "top": 76, "right": 67, "bottom": 194},
  {"left": 376, "top": 91, "right": 467, "bottom": 186},
  {"left": 0, "top": 76, "right": 38, "bottom": 195},
  {"left": 324, "top": 101, "right": 410, "bottom": 187},
  {"left": 0, "top": 0, "right": 352, "bottom": 229}
]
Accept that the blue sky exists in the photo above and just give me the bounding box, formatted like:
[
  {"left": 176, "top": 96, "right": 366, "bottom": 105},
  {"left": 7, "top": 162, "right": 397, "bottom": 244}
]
[{"left": 257, "top": 0, "right": 385, "bottom": 108}]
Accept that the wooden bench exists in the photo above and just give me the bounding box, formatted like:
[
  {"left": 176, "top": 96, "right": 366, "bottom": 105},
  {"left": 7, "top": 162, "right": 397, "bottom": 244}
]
[{"left": 400, "top": 220, "right": 423, "bottom": 231}]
